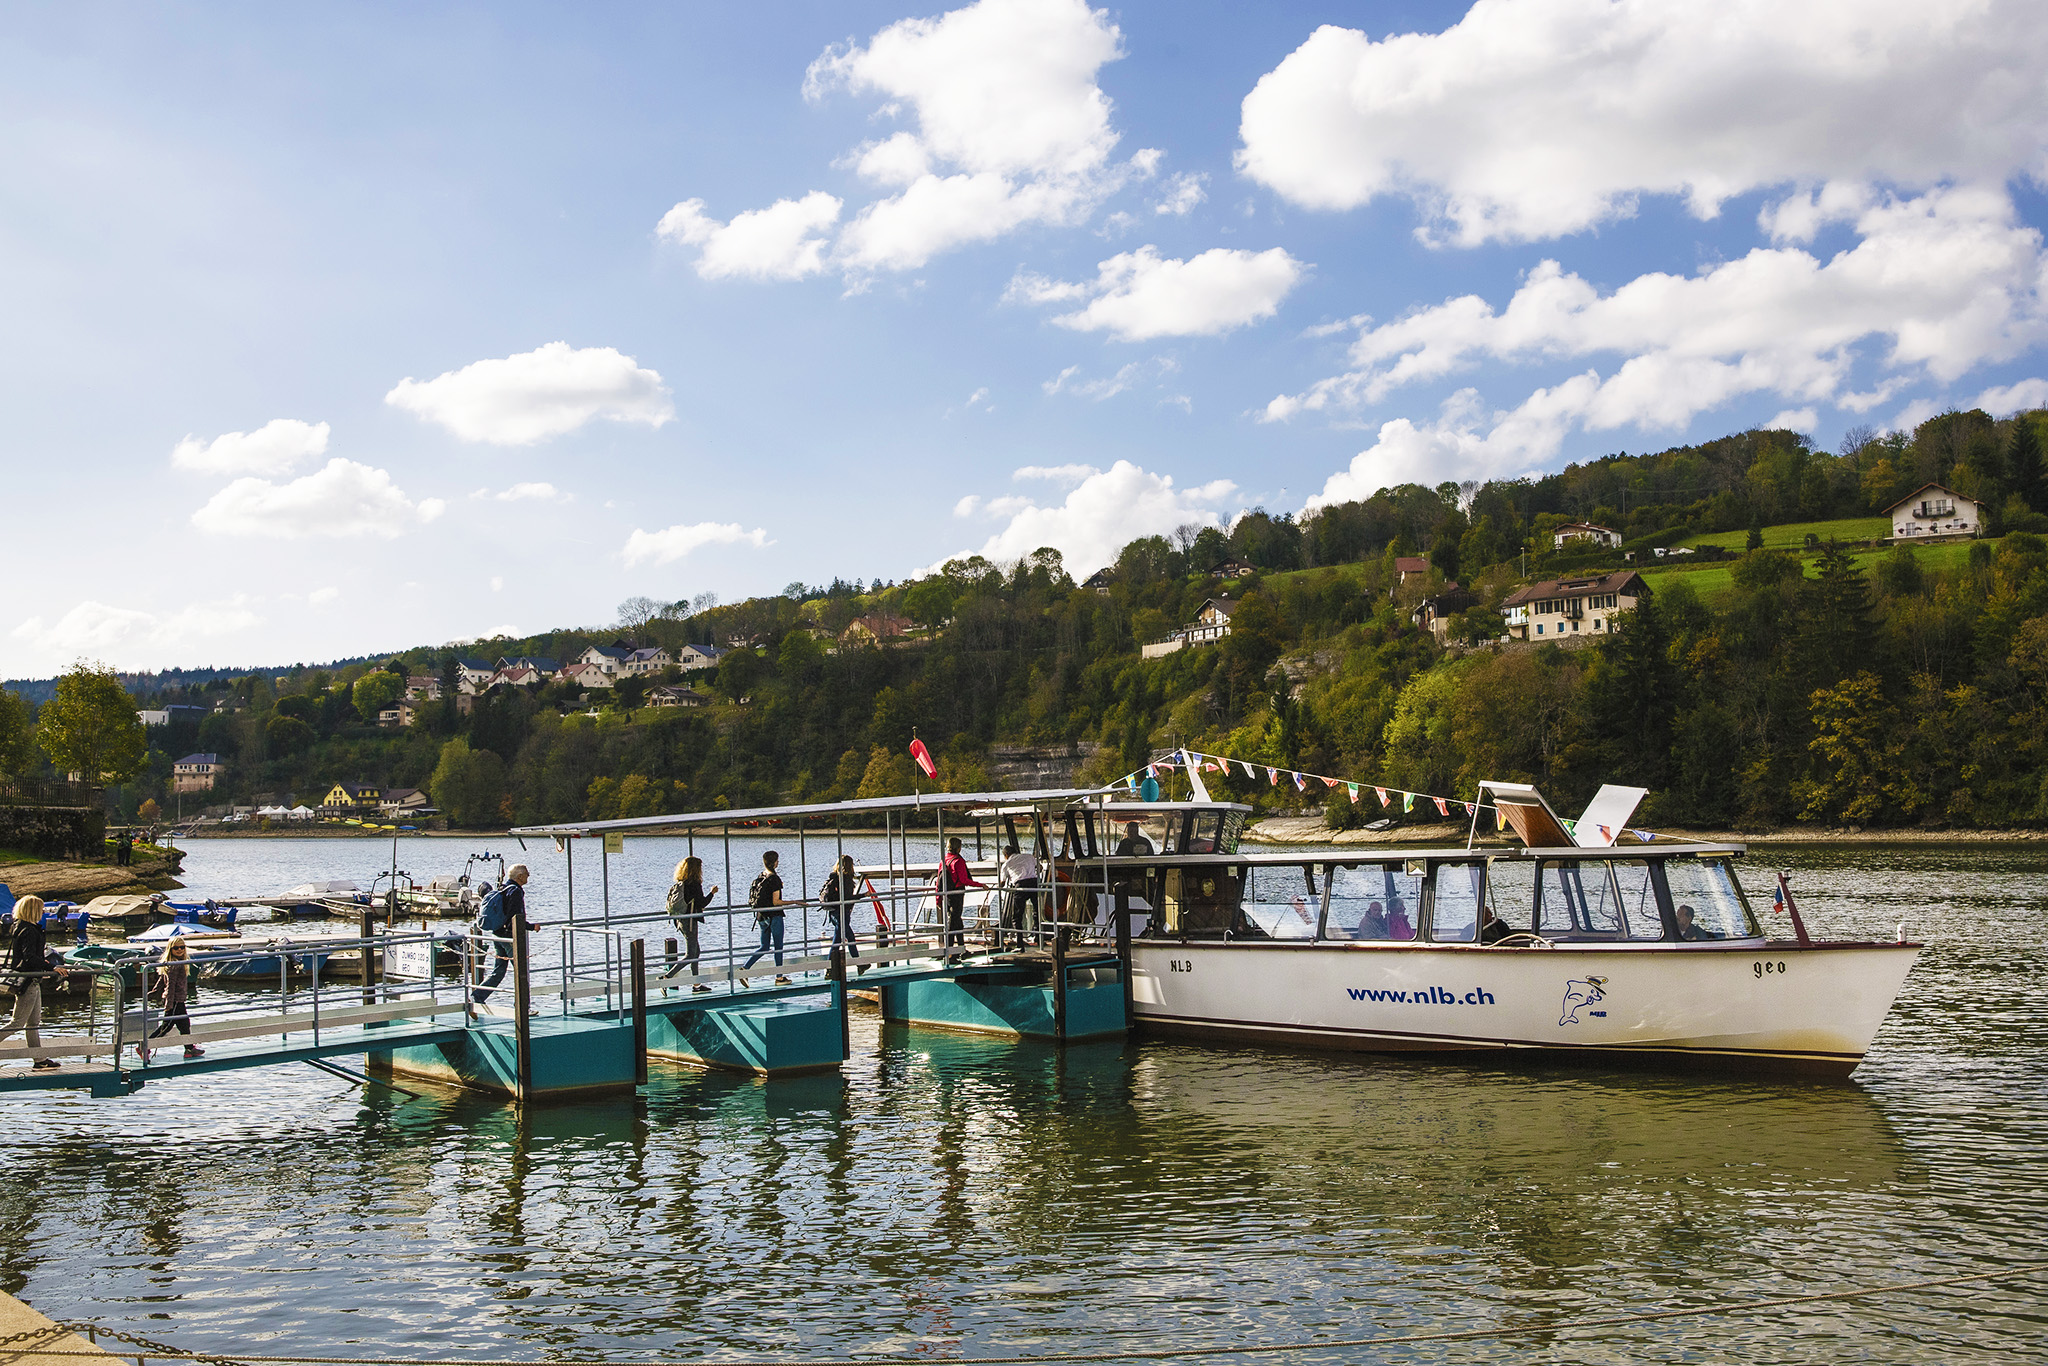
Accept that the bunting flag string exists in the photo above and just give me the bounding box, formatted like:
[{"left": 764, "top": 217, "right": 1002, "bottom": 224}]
[{"left": 1108, "top": 745, "right": 1679, "bottom": 845}]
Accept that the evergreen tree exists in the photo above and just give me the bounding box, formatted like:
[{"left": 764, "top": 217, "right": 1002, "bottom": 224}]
[
  {"left": 2008, "top": 416, "right": 2045, "bottom": 512},
  {"left": 1794, "top": 542, "right": 1876, "bottom": 692},
  {"left": 1578, "top": 596, "right": 1676, "bottom": 787}
]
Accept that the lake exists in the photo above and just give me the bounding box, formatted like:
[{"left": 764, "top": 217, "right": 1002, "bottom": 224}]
[{"left": 0, "top": 835, "right": 2043, "bottom": 1363}]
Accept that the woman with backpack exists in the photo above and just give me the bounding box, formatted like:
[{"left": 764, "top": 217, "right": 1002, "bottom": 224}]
[
  {"left": 821, "top": 854, "right": 864, "bottom": 973},
  {"left": 739, "top": 850, "right": 790, "bottom": 985},
  {"left": 144, "top": 935, "right": 203, "bottom": 1060},
  {"left": 665, "top": 856, "right": 716, "bottom": 992},
  {"left": 0, "top": 896, "right": 59, "bottom": 1071}
]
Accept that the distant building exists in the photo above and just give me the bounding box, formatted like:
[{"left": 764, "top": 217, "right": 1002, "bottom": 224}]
[
  {"left": 455, "top": 659, "right": 496, "bottom": 695},
  {"left": 1082, "top": 567, "right": 1116, "bottom": 594},
  {"left": 676, "top": 643, "right": 728, "bottom": 673},
  {"left": 1553, "top": 522, "right": 1622, "bottom": 551},
  {"left": 842, "top": 613, "right": 913, "bottom": 646},
  {"left": 405, "top": 675, "right": 441, "bottom": 700},
  {"left": 623, "top": 646, "right": 672, "bottom": 675},
  {"left": 137, "top": 704, "right": 207, "bottom": 727},
  {"left": 172, "top": 753, "right": 223, "bottom": 794},
  {"left": 489, "top": 664, "right": 548, "bottom": 690},
  {"left": 1887, "top": 483, "right": 1981, "bottom": 540},
  {"left": 378, "top": 788, "right": 430, "bottom": 816},
  {"left": 377, "top": 700, "right": 419, "bottom": 728},
  {"left": 497, "top": 655, "right": 560, "bottom": 676},
  {"left": 561, "top": 660, "right": 615, "bottom": 690},
  {"left": 647, "top": 684, "right": 705, "bottom": 708},
  {"left": 1142, "top": 597, "right": 1238, "bottom": 658},
  {"left": 1411, "top": 585, "right": 1477, "bottom": 644},
  {"left": 321, "top": 782, "right": 382, "bottom": 813},
  {"left": 1394, "top": 555, "right": 1432, "bottom": 585},
  {"left": 1501, "top": 571, "right": 1649, "bottom": 640},
  {"left": 1214, "top": 559, "right": 1255, "bottom": 579}
]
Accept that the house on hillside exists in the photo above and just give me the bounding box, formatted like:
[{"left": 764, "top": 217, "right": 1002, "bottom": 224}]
[
  {"left": 842, "top": 612, "right": 913, "bottom": 646},
  {"left": 1394, "top": 555, "right": 1431, "bottom": 585},
  {"left": 172, "top": 753, "right": 223, "bottom": 794},
  {"left": 455, "top": 659, "right": 496, "bottom": 695},
  {"left": 623, "top": 646, "right": 672, "bottom": 675},
  {"left": 488, "top": 664, "right": 547, "bottom": 691},
  {"left": 1082, "top": 568, "right": 1115, "bottom": 594},
  {"left": 676, "top": 643, "right": 727, "bottom": 673},
  {"left": 405, "top": 676, "right": 441, "bottom": 700},
  {"left": 561, "top": 659, "right": 615, "bottom": 690},
  {"left": 322, "top": 782, "right": 381, "bottom": 814},
  {"left": 648, "top": 684, "right": 704, "bottom": 708},
  {"left": 497, "top": 655, "right": 560, "bottom": 676},
  {"left": 379, "top": 788, "right": 430, "bottom": 816},
  {"left": 1412, "top": 586, "right": 1477, "bottom": 644},
  {"left": 1501, "top": 571, "right": 1649, "bottom": 640},
  {"left": 1142, "top": 598, "right": 1238, "bottom": 658},
  {"left": 1553, "top": 522, "right": 1622, "bottom": 551},
  {"left": 1887, "top": 483, "right": 1981, "bottom": 540}
]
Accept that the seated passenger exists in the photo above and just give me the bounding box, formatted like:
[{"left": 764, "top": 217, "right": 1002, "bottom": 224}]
[
  {"left": 1479, "top": 911, "right": 1515, "bottom": 944},
  {"left": 1674, "top": 903, "right": 1720, "bottom": 940},
  {"left": 1386, "top": 897, "right": 1414, "bottom": 941},
  {"left": 1354, "top": 900, "right": 1390, "bottom": 940}
]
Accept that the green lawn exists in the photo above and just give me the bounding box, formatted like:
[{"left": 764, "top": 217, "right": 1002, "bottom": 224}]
[
  {"left": 1644, "top": 535, "right": 1986, "bottom": 604},
  {"left": 1680, "top": 516, "right": 1889, "bottom": 551}
]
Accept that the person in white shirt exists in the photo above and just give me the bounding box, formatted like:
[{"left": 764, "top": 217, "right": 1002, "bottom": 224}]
[{"left": 996, "top": 841, "right": 1040, "bottom": 950}]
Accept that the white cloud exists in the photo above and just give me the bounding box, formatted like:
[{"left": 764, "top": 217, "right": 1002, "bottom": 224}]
[
  {"left": 1043, "top": 357, "right": 1179, "bottom": 400},
  {"left": 170, "top": 419, "right": 329, "bottom": 476},
  {"left": 621, "top": 521, "right": 772, "bottom": 567},
  {"left": 1976, "top": 378, "right": 2048, "bottom": 414},
  {"left": 1305, "top": 385, "right": 1591, "bottom": 510},
  {"left": 308, "top": 586, "right": 339, "bottom": 606},
  {"left": 657, "top": 192, "right": 843, "bottom": 281},
  {"left": 12, "top": 595, "right": 261, "bottom": 662},
  {"left": 1268, "top": 187, "right": 2048, "bottom": 441},
  {"left": 1766, "top": 408, "right": 1819, "bottom": 432},
  {"left": 191, "top": 459, "right": 446, "bottom": 539},
  {"left": 386, "top": 342, "right": 673, "bottom": 445},
  {"left": 938, "top": 460, "right": 1236, "bottom": 575},
  {"left": 1238, "top": 0, "right": 2048, "bottom": 246},
  {"left": 490, "top": 577, "right": 504, "bottom": 592},
  {"left": 1014, "top": 463, "right": 1098, "bottom": 484},
  {"left": 1154, "top": 172, "right": 1207, "bottom": 216},
  {"left": 1020, "top": 245, "right": 1305, "bottom": 341},
  {"left": 1893, "top": 397, "right": 1942, "bottom": 432},
  {"left": 478, "top": 482, "right": 564, "bottom": 502}
]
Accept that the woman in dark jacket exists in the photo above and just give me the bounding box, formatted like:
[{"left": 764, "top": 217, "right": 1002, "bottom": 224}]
[
  {"left": 0, "top": 896, "right": 59, "bottom": 1070},
  {"left": 821, "top": 855, "right": 864, "bottom": 972},
  {"left": 144, "top": 936, "right": 204, "bottom": 1059},
  {"left": 665, "top": 856, "right": 716, "bottom": 992}
]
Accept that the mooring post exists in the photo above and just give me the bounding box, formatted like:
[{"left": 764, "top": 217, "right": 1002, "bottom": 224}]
[
  {"left": 829, "top": 943, "right": 850, "bottom": 1060},
  {"left": 630, "top": 939, "right": 647, "bottom": 1086},
  {"left": 1115, "top": 899, "right": 1133, "bottom": 1029},
  {"left": 359, "top": 908, "right": 376, "bottom": 1007},
  {"left": 512, "top": 914, "right": 532, "bottom": 1098},
  {"left": 664, "top": 935, "right": 678, "bottom": 980},
  {"left": 1052, "top": 925, "right": 1069, "bottom": 1041}
]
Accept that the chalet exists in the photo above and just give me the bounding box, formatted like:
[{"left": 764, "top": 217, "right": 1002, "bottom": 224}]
[
  {"left": 455, "top": 658, "right": 496, "bottom": 695},
  {"left": 647, "top": 684, "right": 705, "bottom": 708},
  {"left": 1394, "top": 555, "right": 1432, "bottom": 585},
  {"left": 623, "top": 646, "right": 672, "bottom": 675},
  {"left": 498, "top": 655, "right": 560, "bottom": 676},
  {"left": 1553, "top": 522, "right": 1622, "bottom": 551},
  {"left": 377, "top": 700, "right": 419, "bottom": 728},
  {"left": 677, "top": 643, "right": 728, "bottom": 673},
  {"left": 1142, "top": 598, "right": 1238, "bottom": 658},
  {"left": 1501, "top": 571, "right": 1649, "bottom": 640},
  {"left": 1411, "top": 586, "right": 1477, "bottom": 644},
  {"left": 1214, "top": 559, "right": 1255, "bottom": 579},
  {"left": 322, "top": 782, "right": 382, "bottom": 813},
  {"left": 1887, "top": 483, "right": 1981, "bottom": 540},
  {"left": 378, "top": 788, "right": 430, "bottom": 816},
  {"left": 842, "top": 613, "right": 913, "bottom": 646},
  {"left": 561, "top": 660, "right": 615, "bottom": 690},
  {"left": 172, "top": 753, "right": 223, "bottom": 795},
  {"left": 489, "top": 664, "right": 547, "bottom": 690},
  {"left": 405, "top": 676, "right": 441, "bottom": 700},
  {"left": 1082, "top": 567, "right": 1116, "bottom": 595}
]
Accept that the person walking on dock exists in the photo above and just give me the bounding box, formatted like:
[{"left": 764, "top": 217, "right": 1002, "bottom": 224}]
[
  {"left": 0, "top": 896, "right": 58, "bottom": 1070},
  {"left": 472, "top": 864, "right": 535, "bottom": 1005},
  {"left": 145, "top": 937, "right": 202, "bottom": 1059},
  {"left": 939, "top": 838, "right": 984, "bottom": 960},
  {"left": 822, "top": 854, "right": 863, "bottom": 972},
  {"left": 740, "top": 851, "right": 789, "bottom": 985},
  {"left": 996, "top": 841, "right": 1040, "bottom": 951},
  {"left": 666, "top": 856, "right": 716, "bottom": 992}
]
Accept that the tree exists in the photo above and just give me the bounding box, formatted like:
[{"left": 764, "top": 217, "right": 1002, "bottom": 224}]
[
  {"left": 265, "top": 714, "right": 316, "bottom": 755},
  {"left": 2009, "top": 416, "right": 2045, "bottom": 512},
  {"left": 856, "top": 744, "right": 914, "bottom": 799},
  {"left": 352, "top": 671, "right": 402, "bottom": 721},
  {"left": 618, "top": 596, "right": 665, "bottom": 642},
  {"left": 137, "top": 797, "right": 160, "bottom": 823},
  {"left": 38, "top": 664, "right": 145, "bottom": 783},
  {"left": 902, "top": 577, "right": 958, "bottom": 629},
  {"left": 0, "top": 688, "right": 33, "bottom": 778},
  {"left": 430, "top": 737, "right": 508, "bottom": 828}
]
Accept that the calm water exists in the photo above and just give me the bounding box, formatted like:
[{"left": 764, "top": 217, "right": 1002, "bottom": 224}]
[{"left": 1, "top": 836, "right": 2044, "bottom": 1363}]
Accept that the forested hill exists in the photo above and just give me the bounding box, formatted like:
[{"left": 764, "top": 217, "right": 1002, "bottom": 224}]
[{"left": 27, "top": 405, "right": 2048, "bottom": 833}]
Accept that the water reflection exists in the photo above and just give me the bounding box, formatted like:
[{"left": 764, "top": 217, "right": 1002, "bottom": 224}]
[{"left": 0, "top": 839, "right": 2042, "bottom": 1362}]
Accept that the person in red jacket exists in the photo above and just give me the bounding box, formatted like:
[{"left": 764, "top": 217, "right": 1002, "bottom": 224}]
[{"left": 939, "top": 838, "right": 984, "bottom": 959}]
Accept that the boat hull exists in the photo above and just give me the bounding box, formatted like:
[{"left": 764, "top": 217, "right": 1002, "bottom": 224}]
[{"left": 1129, "top": 938, "right": 1920, "bottom": 1079}]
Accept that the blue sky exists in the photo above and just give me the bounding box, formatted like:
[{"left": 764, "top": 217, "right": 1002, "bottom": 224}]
[{"left": 4, "top": 0, "right": 2045, "bottom": 677}]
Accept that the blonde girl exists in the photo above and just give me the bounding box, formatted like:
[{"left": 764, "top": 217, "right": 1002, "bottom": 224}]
[{"left": 0, "top": 896, "right": 58, "bottom": 1070}]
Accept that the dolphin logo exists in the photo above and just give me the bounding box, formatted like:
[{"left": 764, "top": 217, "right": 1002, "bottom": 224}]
[{"left": 1559, "top": 975, "right": 1608, "bottom": 1026}]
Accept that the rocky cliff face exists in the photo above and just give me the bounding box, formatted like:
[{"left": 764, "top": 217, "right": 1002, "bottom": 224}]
[{"left": 986, "top": 743, "right": 1102, "bottom": 791}]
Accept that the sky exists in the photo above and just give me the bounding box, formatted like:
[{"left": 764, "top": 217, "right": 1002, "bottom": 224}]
[{"left": 3, "top": 0, "right": 2046, "bottom": 679}]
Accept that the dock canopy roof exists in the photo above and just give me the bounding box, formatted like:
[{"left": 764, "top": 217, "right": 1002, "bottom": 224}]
[{"left": 511, "top": 786, "right": 1120, "bottom": 837}]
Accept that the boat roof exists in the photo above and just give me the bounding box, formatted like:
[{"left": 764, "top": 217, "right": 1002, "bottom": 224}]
[{"left": 511, "top": 786, "right": 1124, "bottom": 837}]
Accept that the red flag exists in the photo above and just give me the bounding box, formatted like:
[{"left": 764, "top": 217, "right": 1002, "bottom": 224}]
[
  {"left": 909, "top": 738, "right": 937, "bottom": 779},
  {"left": 1433, "top": 796, "right": 1450, "bottom": 816}
]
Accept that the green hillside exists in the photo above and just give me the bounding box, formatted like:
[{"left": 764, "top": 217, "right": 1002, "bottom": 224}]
[{"left": 1681, "top": 516, "right": 1890, "bottom": 550}]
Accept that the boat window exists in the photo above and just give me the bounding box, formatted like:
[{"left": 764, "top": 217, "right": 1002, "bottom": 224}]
[
  {"left": 1429, "top": 863, "right": 1485, "bottom": 942},
  {"left": 1156, "top": 866, "right": 1246, "bottom": 938},
  {"left": 1185, "top": 810, "right": 1225, "bottom": 854},
  {"left": 1218, "top": 810, "right": 1246, "bottom": 855},
  {"left": 1486, "top": 860, "right": 1536, "bottom": 933},
  {"left": 1325, "top": 864, "right": 1420, "bottom": 941},
  {"left": 1615, "top": 860, "right": 1666, "bottom": 939},
  {"left": 1536, "top": 861, "right": 1626, "bottom": 938},
  {"left": 1109, "top": 816, "right": 1172, "bottom": 857},
  {"left": 1663, "top": 858, "right": 1759, "bottom": 940},
  {"left": 1239, "top": 865, "right": 1317, "bottom": 939}
]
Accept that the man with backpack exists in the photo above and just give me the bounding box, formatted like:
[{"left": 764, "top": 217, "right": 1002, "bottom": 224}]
[
  {"left": 738, "top": 850, "right": 790, "bottom": 985},
  {"left": 472, "top": 863, "right": 535, "bottom": 1005}
]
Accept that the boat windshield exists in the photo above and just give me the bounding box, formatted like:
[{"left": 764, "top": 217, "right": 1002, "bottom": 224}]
[
  {"left": 1429, "top": 862, "right": 1486, "bottom": 942},
  {"left": 1326, "top": 863, "right": 1420, "bottom": 941},
  {"left": 1239, "top": 865, "right": 1317, "bottom": 939},
  {"left": 1109, "top": 816, "right": 1175, "bottom": 856},
  {"left": 1663, "top": 857, "right": 1760, "bottom": 940}
]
